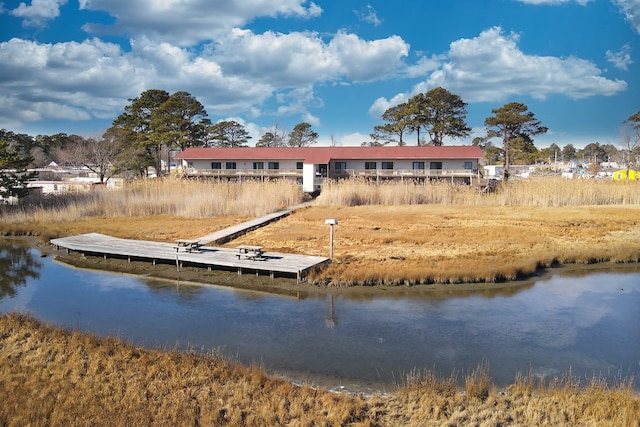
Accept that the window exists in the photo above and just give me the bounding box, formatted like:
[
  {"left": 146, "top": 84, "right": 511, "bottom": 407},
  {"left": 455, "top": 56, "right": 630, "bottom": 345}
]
[
  {"left": 464, "top": 161, "right": 473, "bottom": 170},
  {"left": 226, "top": 162, "right": 236, "bottom": 170},
  {"left": 268, "top": 162, "right": 279, "bottom": 170},
  {"left": 253, "top": 162, "right": 264, "bottom": 169},
  {"left": 211, "top": 162, "right": 221, "bottom": 169},
  {"left": 413, "top": 162, "right": 425, "bottom": 170},
  {"left": 364, "top": 161, "right": 376, "bottom": 170},
  {"left": 430, "top": 162, "right": 443, "bottom": 170},
  {"left": 381, "top": 161, "right": 394, "bottom": 170},
  {"left": 296, "top": 162, "right": 303, "bottom": 170},
  {"left": 335, "top": 161, "right": 347, "bottom": 170}
]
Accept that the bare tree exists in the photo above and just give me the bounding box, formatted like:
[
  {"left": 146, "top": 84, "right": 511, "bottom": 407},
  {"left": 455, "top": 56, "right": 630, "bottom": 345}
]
[
  {"left": 68, "top": 128, "right": 125, "bottom": 183},
  {"left": 256, "top": 123, "right": 287, "bottom": 147},
  {"left": 621, "top": 112, "right": 640, "bottom": 179}
]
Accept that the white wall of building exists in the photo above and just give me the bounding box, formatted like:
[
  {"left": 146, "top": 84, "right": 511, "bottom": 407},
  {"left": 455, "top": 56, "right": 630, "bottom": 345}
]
[
  {"left": 183, "top": 158, "right": 302, "bottom": 170},
  {"left": 330, "top": 159, "right": 476, "bottom": 170},
  {"left": 302, "top": 164, "right": 318, "bottom": 193}
]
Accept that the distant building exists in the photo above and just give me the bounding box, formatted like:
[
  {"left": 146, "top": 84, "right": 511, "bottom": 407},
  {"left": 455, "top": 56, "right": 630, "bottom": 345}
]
[
  {"left": 27, "top": 180, "right": 97, "bottom": 195},
  {"left": 175, "top": 145, "right": 484, "bottom": 192},
  {"left": 483, "top": 165, "right": 503, "bottom": 179},
  {"left": 27, "top": 177, "right": 123, "bottom": 195},
  {"left": 600, "top": 161, "right": 619, "bottom": 169}
]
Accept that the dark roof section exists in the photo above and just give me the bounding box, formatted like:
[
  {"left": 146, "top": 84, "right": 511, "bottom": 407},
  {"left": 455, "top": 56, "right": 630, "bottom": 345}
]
[{"left": 175, "top": 146, "right": 483, "bottom": 164}]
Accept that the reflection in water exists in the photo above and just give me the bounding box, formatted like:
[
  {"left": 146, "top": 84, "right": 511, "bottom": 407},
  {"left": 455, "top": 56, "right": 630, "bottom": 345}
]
[
  {"left": 0, "top": 240, "right": 41, "bottom": 300},
  {"left": 1, "top": 240, "right": 639, "bottom": 392},
  {"left": 325, "top": 293, "right": 337, "bottom": 329}
]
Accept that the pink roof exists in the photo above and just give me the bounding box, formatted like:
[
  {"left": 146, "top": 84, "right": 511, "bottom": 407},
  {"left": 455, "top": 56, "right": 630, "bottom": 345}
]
[{"left": 175, "top": 146, "right": 482, "bottom": 163}]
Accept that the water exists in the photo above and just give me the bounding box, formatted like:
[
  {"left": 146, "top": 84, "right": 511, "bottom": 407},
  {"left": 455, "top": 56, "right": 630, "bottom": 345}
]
[{"left": 1, "top": 238, "right": 639, "bottom": 392}]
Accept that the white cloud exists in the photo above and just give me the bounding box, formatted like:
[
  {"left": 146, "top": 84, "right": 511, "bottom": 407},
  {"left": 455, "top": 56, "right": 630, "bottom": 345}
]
[
  {"left": 213, "top": 29, "right": 408, "bottom": 85},
  {"left": 214, "top": 29, "right": 338, "bottom": 86},
  {"left": 274, "top": 86, "right": 320, "bottom": 118},
  {"left": 368, "top": 93, "right": 409, "bottom": 119},
  {"left": 403, "top": 55, "right": 442, "bottom": 78},
  {"left": 80, "top": 0, "right": 322, "bottom": 46},
  {"left": 416, "top": 27, "right": 624, "bottom": 103},
  {"left": 354, "top": 4, "right": 382, "bottom": 26},
  {"left": 328, "top": 32, "right": 409, "bottom": 82},
  {"left": 302, "top": 112, "right": 320, "bottom": 127},
  {"left": 337, "top": 132, "right": 370, "bottom": 146},
  {"left": 0, "top": 37, "right": 146, "bottom": 125},
  {"left": 10, "top": 0, "right": 68, "bottom": 26},
  {"left": 612, "top": 0, "right": 640, "bottom": 34},
  {"left": 606, "top": 44, "right": 633, "bottom": 70},
  {"left": 0, "top": 23, "right": 409, "bottom": 129},
  {"left": 369, "top": 27, "right": 627, "bottom": 119}
]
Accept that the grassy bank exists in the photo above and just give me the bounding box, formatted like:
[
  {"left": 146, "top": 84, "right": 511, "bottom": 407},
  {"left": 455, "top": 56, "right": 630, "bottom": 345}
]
[
  {"left": 1, "top": 313, "right": 638, "bottom": 426},
  {"left": 234, "top": 203, "right": 640, "bottom": 285},
  {"left": 303, "top": 178, "right": 640, "bottom": 284}
]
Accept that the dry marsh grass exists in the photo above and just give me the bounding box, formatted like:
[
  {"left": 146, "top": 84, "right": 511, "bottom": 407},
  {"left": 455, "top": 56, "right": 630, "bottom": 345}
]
[
  {"left": 230, "top": 203, "right": 640, "bottom": 285},
  {"left": 316, "top": 176, "right": 640, "bottom": 207},
  {"left": 0, "top": 178, "right": 303, "bottom": 240},
  {"left": 2, "top": 313, "right": 638, "bottom": 426}
]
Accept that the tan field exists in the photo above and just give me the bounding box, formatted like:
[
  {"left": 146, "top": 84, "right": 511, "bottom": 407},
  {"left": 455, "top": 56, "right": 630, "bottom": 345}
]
[{"left": 229, "top": 203, "right": 640, "bottom": 285}]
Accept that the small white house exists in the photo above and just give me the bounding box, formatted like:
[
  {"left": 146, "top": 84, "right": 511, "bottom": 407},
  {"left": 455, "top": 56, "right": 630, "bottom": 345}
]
[
  {"left": 26, "top": 177, "right": 124, "bottom": 195},
  {"left": 483, "top": 165, "right": 503, "bottom": 179},
  {"left": 27, "top": 180, "right": 98, "bottom": 195}
]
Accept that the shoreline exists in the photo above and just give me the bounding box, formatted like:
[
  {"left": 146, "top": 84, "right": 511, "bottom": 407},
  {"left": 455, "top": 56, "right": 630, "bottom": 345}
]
[{"left": 38, "top": 238, "right": 640, "bottom": 297}]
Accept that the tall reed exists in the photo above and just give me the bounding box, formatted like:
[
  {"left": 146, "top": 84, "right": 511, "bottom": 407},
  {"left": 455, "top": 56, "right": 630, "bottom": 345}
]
[
  {"left": 316, "top": 177, "right": 640, "bottom": 207},
  {"left": 2, "top": 178, "right": 304, "bottom": 225}
]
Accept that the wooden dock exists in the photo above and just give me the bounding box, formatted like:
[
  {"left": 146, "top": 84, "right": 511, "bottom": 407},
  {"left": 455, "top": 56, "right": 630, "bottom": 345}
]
[{"left": 51, "top": 233, "right": 330, "bottom": 282}]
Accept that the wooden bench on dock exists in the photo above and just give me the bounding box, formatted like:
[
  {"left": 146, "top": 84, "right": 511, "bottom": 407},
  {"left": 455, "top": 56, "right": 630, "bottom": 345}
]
[
  {"left": 236, "top": 245, "right": 264, "bottom": 260},
  {"left": 175, "top": 239, "right": 202, "bottom": 253}
]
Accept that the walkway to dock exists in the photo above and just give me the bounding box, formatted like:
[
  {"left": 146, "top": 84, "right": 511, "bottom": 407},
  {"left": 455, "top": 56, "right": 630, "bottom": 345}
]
[{"left": 197, "top": 201, "right": 313, "bottom": 244}]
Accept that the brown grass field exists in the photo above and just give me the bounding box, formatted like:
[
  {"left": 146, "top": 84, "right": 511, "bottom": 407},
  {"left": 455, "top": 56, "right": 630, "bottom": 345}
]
[
  {"left": 1, "top": 313, "right": 638, "bottom": 426},
  {"left": 1, "top": 177, "right": 640, "bottom": 425}
]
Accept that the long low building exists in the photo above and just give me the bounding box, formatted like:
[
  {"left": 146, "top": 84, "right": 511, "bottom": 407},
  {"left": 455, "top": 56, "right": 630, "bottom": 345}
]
[{"left": 174, "top": 145, "right": 484, "bottom": 192}]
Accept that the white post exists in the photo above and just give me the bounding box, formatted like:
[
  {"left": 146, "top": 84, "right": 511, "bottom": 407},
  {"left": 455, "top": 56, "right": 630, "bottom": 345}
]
[
  {"left": 324, "top": 219, "right": 338, "bottom": 260},
  {"left": 329, "top": 224, "right": 334, "bottom": 259}
]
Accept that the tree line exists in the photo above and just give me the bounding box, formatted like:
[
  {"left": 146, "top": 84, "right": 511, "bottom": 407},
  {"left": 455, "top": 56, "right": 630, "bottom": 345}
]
[
  {"left": 1, "top": 87, "right": 639, "bottom": 196},
  {"left": 368, "top": 87, "right": 639, "bottom": 180},
  {"left": 1, "top": 89, "right": 321, "bottom": 190}
]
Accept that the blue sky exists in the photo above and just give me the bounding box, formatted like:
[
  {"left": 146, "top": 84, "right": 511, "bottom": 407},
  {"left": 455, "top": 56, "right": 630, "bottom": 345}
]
[{"left": 0, "top": 0, "right": 638, "bottom": 148}]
